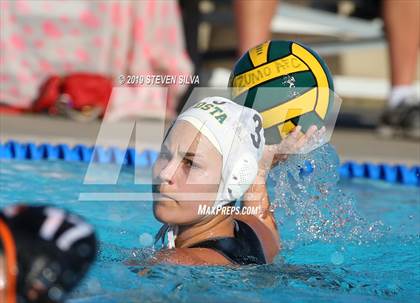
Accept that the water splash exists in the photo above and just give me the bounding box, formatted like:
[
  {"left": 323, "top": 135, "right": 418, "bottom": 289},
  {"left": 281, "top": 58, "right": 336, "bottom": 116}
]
[
  {"left": 281, "top": 75, "right": 300, "bottom": 97},
  {"left": 268, "top": 143, "right": 387, "bottom": 246}
]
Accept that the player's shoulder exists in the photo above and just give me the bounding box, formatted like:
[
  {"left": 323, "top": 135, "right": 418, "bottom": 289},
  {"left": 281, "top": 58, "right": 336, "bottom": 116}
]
[
  {"left": 154, "top": 247, "right": 232, "bottom": 266},
  {"left": 234, "top": 214, "right": 280, "bottom": 263}
]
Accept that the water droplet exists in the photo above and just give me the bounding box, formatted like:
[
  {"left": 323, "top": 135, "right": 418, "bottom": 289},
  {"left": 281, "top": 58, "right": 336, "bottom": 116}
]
[
  {"left": 48, "top": 287, "right": 63, "bottom": 301},
  {"left": 87, "top": 278, "right": 102, "bottom": 292},
  {"left": 139, "top": 232, "right": 153, "bottom": 247},
  {"left": 331, "top": 251, "right": 344, "bottom": 265}
]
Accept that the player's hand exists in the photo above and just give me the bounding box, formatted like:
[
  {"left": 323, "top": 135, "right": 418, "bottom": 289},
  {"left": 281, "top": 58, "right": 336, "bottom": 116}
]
[{"left": 257, "top": 125, "right": 326, "bottom": 176}]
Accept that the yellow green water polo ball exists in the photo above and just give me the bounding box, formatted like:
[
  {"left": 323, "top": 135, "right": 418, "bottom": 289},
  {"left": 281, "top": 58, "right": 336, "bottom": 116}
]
[{"left": 229, "top": 40, "right": 334, "bottom": 145}]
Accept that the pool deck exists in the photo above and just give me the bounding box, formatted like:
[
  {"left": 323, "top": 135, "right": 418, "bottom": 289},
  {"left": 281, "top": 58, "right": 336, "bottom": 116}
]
[{"left": 1, "top": 113, "right": 419, "bottom": 166}]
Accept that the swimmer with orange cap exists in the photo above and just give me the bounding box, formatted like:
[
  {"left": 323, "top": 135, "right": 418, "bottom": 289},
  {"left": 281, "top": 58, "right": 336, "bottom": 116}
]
[{"left": 0, "top": 204, "right": 97, "bottom": 303}]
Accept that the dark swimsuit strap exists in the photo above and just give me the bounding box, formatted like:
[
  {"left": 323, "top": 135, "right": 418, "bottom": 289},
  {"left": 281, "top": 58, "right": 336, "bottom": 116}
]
[{"left": 190, "top": 220, "right": 266, "bottom": 265}]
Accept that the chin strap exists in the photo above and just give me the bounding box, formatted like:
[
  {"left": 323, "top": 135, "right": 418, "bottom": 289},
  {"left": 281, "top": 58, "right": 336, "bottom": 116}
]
[
  {"left": 154, "top": 197, "right": 238, "bottom": 249},
  {"left": 167, "top": 225, "right": 178, "bottom": 249},
  {"left": 154, "top": 195, "right": 236, "bottom": 250},
  {"left": 154, "top": 224, "right": 178, "bottom": 249}
]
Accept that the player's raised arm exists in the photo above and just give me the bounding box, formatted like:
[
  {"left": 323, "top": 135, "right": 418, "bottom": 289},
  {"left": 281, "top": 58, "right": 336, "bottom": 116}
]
[{"left": 241, "top": 125, "right": 323, "bottom": 247}]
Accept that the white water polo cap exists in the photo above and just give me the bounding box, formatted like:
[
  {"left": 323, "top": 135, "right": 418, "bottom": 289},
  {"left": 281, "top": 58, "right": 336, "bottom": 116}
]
[{"left": 176, "top": 96, "right": 265, "bottom": 207}]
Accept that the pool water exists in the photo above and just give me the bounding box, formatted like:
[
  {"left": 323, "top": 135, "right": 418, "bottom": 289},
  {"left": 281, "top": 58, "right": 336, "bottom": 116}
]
[{"left": 0, "top": 144, "right": 419, "bottom": 303}]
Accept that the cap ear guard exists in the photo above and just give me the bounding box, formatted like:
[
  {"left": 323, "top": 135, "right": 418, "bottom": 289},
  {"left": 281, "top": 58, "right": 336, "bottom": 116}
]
[{"left": 223, "top": 153, "right": 259, "bottom": 201}]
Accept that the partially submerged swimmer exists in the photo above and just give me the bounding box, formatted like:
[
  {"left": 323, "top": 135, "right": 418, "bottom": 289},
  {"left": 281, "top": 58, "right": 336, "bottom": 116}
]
[
  {"left": 152, "top": 97, "right": 319, "bottom": 265},
  {"left": 0, "top": 205, "right": 97, "bottom": 303}
]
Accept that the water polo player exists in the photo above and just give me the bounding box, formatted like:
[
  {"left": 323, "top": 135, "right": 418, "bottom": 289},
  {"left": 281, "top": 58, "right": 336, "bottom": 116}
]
[
  {"left": 152, "top": 97, "right": 320, "bottom": 265},
  {"left": 0, "top": 204, "right": 97, "bottom": 303}
]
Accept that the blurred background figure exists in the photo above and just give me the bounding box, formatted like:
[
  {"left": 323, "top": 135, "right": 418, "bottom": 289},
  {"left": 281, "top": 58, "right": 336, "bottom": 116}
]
[
  {"left": 234, "top": 0, "right": 277, "bottom": 56},
  {"left": 378, "top": 0, "right": 419, "bottom": 139},
  {"left": 232, "top": 0, "right": 419, "bottom": 139},
  {"left": 0, "top": 0, "right": 192, "bottom": 121}
]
